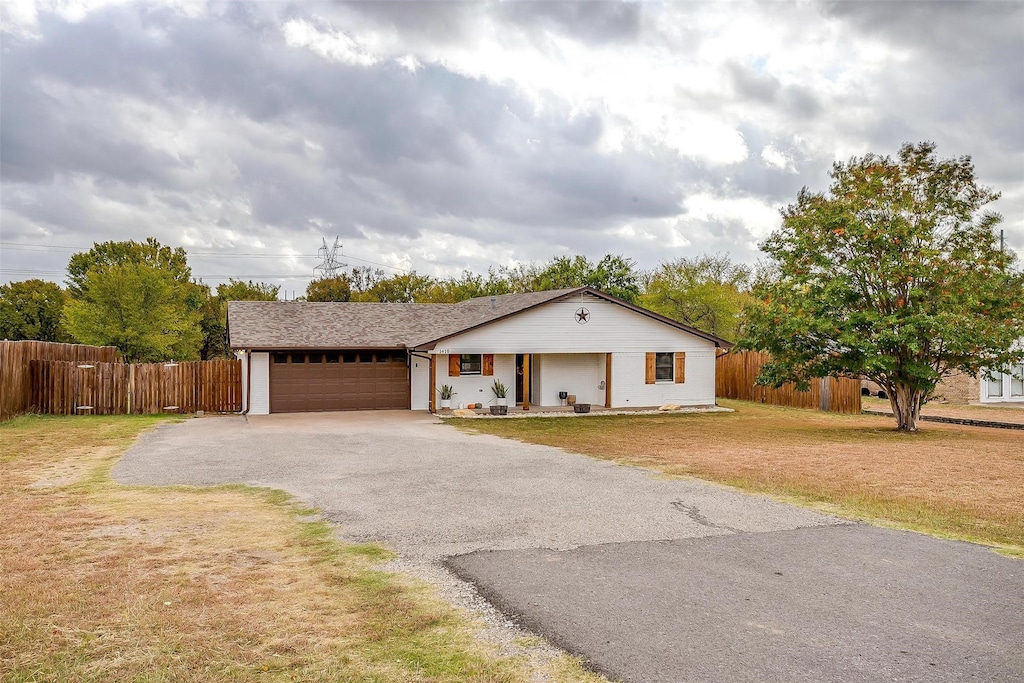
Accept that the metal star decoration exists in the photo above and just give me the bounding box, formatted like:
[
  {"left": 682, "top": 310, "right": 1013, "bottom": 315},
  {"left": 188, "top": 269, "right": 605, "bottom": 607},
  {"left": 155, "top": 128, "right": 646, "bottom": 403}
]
[{"left": 575, "top": 307, "right": 590, "bottom": 324}]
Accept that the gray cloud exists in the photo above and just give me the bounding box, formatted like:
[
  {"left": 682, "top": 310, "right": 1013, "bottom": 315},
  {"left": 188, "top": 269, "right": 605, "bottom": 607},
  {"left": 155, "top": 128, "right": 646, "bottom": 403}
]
[
  {"left": 496, "top": 0, "right": 642, "bottom": 44},
  {"left": 1, "top": 0, "right": 1021, "bottom": 289}
]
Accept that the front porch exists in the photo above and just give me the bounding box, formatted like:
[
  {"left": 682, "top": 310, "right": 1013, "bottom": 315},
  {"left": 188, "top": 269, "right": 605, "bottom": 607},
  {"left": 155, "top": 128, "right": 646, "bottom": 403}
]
[
  {"left": 418, "top": 348, "right": 716, "bottom": 412},
  {"left": 433, "top": 403, "right": 726, "bottom": 418},
  {"left": 425, "top": 352, "right": 612, "bottom": 413}
]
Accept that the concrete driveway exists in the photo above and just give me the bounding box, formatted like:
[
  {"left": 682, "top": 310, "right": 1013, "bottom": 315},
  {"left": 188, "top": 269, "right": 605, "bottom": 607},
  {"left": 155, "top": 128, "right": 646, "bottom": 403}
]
[{"left": 114, "top": 412, "right": 1024, "bottom": 682}]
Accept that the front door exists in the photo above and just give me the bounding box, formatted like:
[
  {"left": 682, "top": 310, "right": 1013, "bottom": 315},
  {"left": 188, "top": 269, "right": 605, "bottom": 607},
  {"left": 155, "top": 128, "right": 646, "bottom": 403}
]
[{"left": 515, "top": 354, "right": 525, "bottom": 404}]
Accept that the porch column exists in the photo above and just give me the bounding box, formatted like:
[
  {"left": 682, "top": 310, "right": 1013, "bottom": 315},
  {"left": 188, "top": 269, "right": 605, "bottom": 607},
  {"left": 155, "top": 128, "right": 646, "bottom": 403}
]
[
  {"left": 429, "top": 354, "right": 436, "bottom": 413},
  {"left": 522, "top": 354, "right": 530, "bottom": 410},
  {"left": 605, "top": 353, "right": 612, "bottom": 408}
]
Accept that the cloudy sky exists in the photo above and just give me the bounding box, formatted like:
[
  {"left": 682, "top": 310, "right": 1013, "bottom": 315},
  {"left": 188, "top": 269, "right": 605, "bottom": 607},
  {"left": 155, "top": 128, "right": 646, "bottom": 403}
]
[{"left": 2, "top": 0, "right": 1022, "bottom": 293}]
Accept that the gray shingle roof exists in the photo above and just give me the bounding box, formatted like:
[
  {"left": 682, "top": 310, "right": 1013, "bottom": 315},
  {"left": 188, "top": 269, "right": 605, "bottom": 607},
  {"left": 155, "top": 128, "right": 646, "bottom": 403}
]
[{"left": 227, "top": 289, "right": 579, "bottom": 350}]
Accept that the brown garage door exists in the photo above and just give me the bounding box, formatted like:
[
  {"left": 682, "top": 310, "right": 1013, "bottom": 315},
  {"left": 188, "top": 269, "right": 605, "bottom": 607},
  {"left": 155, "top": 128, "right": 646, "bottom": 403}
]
[{"left": 269, "top": 350, "right": 409, "bottom": 413}]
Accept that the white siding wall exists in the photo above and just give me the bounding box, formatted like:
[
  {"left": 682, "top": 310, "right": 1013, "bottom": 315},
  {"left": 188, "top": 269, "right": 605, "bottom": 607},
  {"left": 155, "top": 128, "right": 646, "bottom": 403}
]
[
  {"left": 440, "top": 353, "right": 516, "bottom": 409},
  {"left": 235, "top": 350, "right": 248, "bottom": 412},
  {"left": 611, "top": 351, "right": 716, "bottom": 407},
  {"left": 433, "top": 293, "right": 718, "bottom": 408},
  {"left": 249, "top": 352, "right": 270, "bottom": 415},
  {"left": 433, "top": 293, "right": 719, "bottom": 354},
  {"left": 410, "top": 354, "right": 430, "bottom": 410},
  {"left": 535, "top": 354, "right": 605, "bottom": 406}
]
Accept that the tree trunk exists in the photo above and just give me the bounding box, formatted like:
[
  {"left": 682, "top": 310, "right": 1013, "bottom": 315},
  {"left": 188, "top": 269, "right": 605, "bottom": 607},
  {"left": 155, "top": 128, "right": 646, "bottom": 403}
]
[{"left": 888, "top": 383, "right": 923, "bottom": 432}]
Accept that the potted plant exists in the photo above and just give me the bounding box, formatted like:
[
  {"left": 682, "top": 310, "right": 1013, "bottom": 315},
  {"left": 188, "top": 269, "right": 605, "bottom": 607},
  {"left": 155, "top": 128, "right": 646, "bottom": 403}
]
[
  {"left": 437, "top": 385, "right": 455, "bottom": 410},
  {"left": 491, "top": 380, "right": 508, "bottom": 407}
]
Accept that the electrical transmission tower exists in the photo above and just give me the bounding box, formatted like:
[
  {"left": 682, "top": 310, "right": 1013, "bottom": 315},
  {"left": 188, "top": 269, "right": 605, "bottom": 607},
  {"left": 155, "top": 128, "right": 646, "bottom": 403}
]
[{"left": 314, "top": 237, "right": 348, "bottom": 279}]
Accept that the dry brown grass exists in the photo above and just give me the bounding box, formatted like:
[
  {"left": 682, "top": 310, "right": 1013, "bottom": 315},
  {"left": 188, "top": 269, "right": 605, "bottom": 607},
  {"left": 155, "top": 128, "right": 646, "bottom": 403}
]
[
  {"left": 0, "top": 415, "right": 605, "bottom": 682},
  {"left": 455, "top": 400, "right": 1024, "bottom": 555}
]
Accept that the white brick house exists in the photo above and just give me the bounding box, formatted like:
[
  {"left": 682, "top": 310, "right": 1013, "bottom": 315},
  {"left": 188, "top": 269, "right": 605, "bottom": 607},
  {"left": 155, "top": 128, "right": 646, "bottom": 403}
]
[{"left": 227, "top": 287, "right": 730, "bottom": 414}]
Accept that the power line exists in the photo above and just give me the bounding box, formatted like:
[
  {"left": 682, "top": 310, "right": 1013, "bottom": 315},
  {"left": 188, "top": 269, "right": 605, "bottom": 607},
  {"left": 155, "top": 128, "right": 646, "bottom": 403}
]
[
  {"left": 0, "top": 241, "right": 410, "bottom": 272},
  {"left": 0, "top": 268, "right": 315, "bottom": 281}
]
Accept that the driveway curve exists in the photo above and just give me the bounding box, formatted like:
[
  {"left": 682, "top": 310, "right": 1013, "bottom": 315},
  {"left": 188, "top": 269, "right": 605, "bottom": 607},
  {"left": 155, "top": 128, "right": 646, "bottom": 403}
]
[
  {"left": 114, "top": 411, "right": 1024, "bottom": 682},
  {"left": 114, "top": 411, "right": 838, "bottom": 559}
]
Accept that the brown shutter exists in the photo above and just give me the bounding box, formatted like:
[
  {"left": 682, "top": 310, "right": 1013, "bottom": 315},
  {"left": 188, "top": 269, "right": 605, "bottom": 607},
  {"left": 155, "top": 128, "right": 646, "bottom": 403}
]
[
  {"left": 645, "top": 352, "right": 656, "bottom": 384},
  {"left": 675, "top": 352, "right": 685, "bottom": 383},
  {"left": 448, "top": 354, "right": 460, "bottom": 377},
  {"left": 482, "top": 354, "right": 494, "bottom": 376}
]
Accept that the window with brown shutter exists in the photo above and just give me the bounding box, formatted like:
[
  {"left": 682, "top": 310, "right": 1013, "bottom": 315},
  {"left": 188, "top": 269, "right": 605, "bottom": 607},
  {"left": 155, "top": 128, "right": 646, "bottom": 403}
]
[
  {"left": 482, "top": 354, "right": 494, "bottom": 376},
  {"left": 674, "top": 352, "right": 685, "bottom": 383},
  {"left": 448, "top": 354, "right": 460, "bottom": 377},
  {"left": 459, "top": 354, "right": 482, "bottom": 375},
  {"left": 647, "top": 352, "right": 680, "bottom": 383}
]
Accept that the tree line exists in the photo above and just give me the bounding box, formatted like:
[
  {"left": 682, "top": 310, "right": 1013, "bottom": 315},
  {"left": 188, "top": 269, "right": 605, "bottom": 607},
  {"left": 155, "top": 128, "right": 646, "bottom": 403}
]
[
  {"left": 3, "top": 142, "right": 1022, "bottom": 430},
  {"left": 0, "top": 243, "right": 754, "bottom": 362}
]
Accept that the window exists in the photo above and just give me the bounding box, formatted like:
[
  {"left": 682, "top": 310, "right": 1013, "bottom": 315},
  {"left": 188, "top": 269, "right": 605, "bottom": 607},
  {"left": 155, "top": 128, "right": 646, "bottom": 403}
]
[
  {"left": 325, "top": 352, "right": 340, "bottom": 364},
  {"left": 987, "top": 373, "right": 1004, "bottom": 398},
  {"left": 460, "top": 354, "right": 482, "bottom": 375},
  {"left": 308, "top": 352, "right": 323, "bottom": 364},
  {"left": 655, "top": 352, "right": 674, "bottom": 381},
  {"left": 272, "top": 352, "right": 289, "bottom": 364},
  {"left": 359, "top": 352, "right": 373, "bottom": 363},
  {"left": 1011, "top": 365, "right": 1024, "bottom": 398}
]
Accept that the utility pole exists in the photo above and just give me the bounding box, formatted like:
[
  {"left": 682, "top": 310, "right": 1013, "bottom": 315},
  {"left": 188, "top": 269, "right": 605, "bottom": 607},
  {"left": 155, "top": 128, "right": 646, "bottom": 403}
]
[{"left": 314, "top": 237, "right": 348, "bottom": 279}]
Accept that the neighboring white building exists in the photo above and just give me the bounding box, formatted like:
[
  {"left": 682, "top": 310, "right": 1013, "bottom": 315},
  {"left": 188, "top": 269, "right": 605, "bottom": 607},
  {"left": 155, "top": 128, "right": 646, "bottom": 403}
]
[
  {"left": 980, "top": 361, "right": 1024, "bottom": 404},
  {"left": 227, "top": 287, "right": 730, "bottom": 415}
]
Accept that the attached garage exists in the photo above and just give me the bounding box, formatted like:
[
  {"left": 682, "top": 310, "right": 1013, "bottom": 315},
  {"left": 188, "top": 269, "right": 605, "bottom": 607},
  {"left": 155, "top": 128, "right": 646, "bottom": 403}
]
[{"left": 269, "top": 350, "right": 409, "bottom": 413}]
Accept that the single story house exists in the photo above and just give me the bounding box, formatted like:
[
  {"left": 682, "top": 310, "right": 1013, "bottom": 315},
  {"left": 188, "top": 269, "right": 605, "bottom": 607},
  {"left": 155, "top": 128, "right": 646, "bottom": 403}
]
[{"left": 227, "top": 287, "right": 731, "bottom": 414}]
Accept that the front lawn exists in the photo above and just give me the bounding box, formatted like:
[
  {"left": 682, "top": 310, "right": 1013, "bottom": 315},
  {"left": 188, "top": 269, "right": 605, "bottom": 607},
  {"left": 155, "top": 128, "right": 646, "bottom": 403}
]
[
  {"left": 0, "top": 415, "right": 604, "bottom": 682},
  {"left": 453, "top": 400, "right": 1024, "bottom": 556}
]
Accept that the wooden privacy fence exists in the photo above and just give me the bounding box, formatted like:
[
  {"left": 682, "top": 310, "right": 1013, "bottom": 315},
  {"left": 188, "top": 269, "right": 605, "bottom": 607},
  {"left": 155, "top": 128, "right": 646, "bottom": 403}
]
[
  {"left": 29, "top": 359, "right": 242, "bottom": 416},
  {"left": 716, "top": 351, "right": 862, "bottom": 414},
  {"left": 1, "top": 340, "right": 120, "bottom": 420}
]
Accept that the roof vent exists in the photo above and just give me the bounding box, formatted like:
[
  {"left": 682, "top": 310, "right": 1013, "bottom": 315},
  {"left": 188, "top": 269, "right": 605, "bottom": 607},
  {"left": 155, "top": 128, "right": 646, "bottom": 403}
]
[{"left": 490, "top": 295, "right": 497, "bottom": 310}]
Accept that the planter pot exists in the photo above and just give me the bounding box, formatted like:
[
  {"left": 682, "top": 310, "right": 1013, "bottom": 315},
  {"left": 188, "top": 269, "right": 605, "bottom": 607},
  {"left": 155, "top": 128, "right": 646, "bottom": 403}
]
[
  {"left": 489, "top": 405, "right": 508, "bottom": 415},
  {"left": 573, "top": 403, "right": 591, "bottom": 414},
  {"left": 440, "top": 399, "right": 452, "bottom": 410},
  {"left": 496, "top": 397, "right": 508, "bottom": 407}
]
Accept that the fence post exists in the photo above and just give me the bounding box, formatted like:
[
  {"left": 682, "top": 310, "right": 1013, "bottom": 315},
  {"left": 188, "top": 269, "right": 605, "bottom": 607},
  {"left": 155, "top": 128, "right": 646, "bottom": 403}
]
[{"left": 128, "top": 364, "right": 135, "bottom": 415}]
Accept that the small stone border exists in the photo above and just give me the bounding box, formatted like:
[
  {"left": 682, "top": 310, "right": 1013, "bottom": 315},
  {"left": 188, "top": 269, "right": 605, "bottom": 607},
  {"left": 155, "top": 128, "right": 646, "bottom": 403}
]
[
  {"left": 862, "top": 409, "right": 1024, "bottom": 431},
  {"left": 437, "top": 405, "right": 734, "bottom": 419}
]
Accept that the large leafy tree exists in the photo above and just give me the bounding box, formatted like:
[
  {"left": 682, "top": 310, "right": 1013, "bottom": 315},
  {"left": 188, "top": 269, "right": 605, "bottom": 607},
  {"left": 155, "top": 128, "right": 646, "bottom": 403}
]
[
  {"left": 66, "top": 237, "right": 191, "bottom": 297},
  {"left": 200, "top": 279, "right": 280, "bottom": 358},
  {"left": 0, "top": 279, "right": 72, "bottom": 342},
  {"left": 305, "top": 275, "right": 353, "bottom": 302},
  {"left": 217, "top": 279, "right": 280, "bottom": 302},
  {"left": 741, "top": 142, "right": 1024, "bottom": 431},
  {"left": 63, "top": 262, "right": 203, "bottom": 362},
  {"left": 345, "top": 268, "right": 436, "bottom": 303},
  {"left": 63, "top": 239, "right": 203, "bottom": 362},
  {"left": 531, "top": 254, "right": 641, "bottom": 302},
  {"left": 641, "top": 254, "right": 753, "bottom": 341}
]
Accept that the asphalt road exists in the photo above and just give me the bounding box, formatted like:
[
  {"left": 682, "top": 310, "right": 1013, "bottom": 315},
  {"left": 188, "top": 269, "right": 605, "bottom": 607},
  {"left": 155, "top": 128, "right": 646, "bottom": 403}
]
[
  {"left": 449, "top": 526, "right": 1024, "bottom": 682},
  {"left": 114, "top": 411, "right": 1024, "bottom": 682}
]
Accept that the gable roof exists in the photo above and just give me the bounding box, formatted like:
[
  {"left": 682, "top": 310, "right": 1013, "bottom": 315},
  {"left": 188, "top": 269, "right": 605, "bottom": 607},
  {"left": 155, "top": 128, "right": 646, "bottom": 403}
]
[
  {"left": 226, "top": 289, "right": 576, "bottom": 350},
  {"left": 227, "top": 287, "right": 731, "bottom": 350}
]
